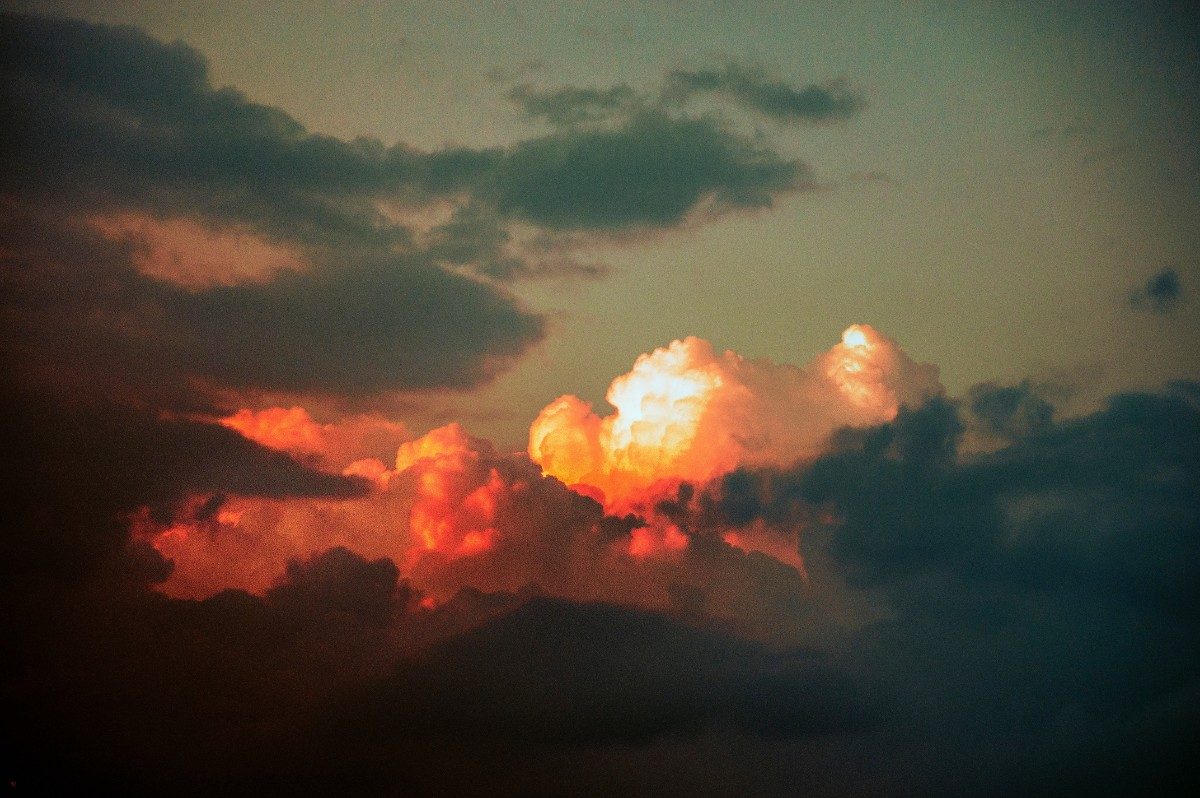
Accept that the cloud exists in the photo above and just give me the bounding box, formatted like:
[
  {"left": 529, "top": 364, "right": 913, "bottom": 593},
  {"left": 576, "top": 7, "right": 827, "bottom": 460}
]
[
  {"left": 699, "top": 382, "right": 1200, "bottom": 791},
  {"left": 2, "top": 14, "right": 837, "bottom": 414},
  {"left": 0, "top": 384, "right": 367, "bottom": 593},
  {"left": 530, "top": 325, "right": 941, "bottom": 510},
  {"left": 1, "top": 13, "right": 546, "bottom": 402},
  {"left": 0, "top": 13, "right": 490, "bottom": 243},
  {"left": 218, "top": 406, "right": 408, "bottom": 469},
  {"left": 320, "top": 596, "right": 862, "bottom": 750},
  {"left": 1, "top": 203, "right": 544, "bottom": 402},
  {"left": 5, "top": 348, "right": 1199, "bottom": 793},
  {"left": 3, "top": 13, "right": 820, "bottom": 248},
  {"left": 1130, "top": 267, "right": 1183, "bottom": 312},
  {"left": 508, "top": 82, "right": 639, "bottom": 125},
  {"left": 965, "top": 379, "right": 1057, "bottom": 442},
  {"left": 423, "top": 204, "right": 611, "bottom": 281},
  {"left": 5, "top": 13, "right": 1195, "bottom": 793},
  {"left": 714, "top": 384, "right": 1200, "bottom": 601},
  {"left": 485, "top": 110, "right": 808, "bottom": 230},
  {"left": 664, "top": 62, "right": 864, "bottom": 123},
  {"left": 163, "top": 251, "right": 543, "bottom": 394}
]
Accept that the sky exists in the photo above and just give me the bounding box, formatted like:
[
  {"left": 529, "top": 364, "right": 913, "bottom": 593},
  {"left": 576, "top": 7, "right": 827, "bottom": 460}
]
[
  {"left": 1, "top": 2, "right": 1198, "bottom": 795},
  {"left": 10, "top": 0, "right": 1198, "bottom": 446}
]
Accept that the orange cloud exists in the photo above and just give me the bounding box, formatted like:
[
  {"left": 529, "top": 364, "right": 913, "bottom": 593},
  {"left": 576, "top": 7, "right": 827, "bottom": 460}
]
[
  {"left": 90, "top": 213, "right": 306, "bottom": 289},
  {"left": 140, "top": 324, "right": 936, "bottom": 639},
  {"left": 219, "top": 406, "right": 408, "bottom": 468},
  {"left": 529, "top": 325, "right": 940, "bottom": 511},
  {"left": 221, "top": 406, "right": 327, "bottom": 455}
]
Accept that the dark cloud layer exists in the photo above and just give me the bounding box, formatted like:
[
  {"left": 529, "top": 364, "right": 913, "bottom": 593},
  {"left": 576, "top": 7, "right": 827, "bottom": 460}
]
[
  {"left": 508, "top": 82, "right": 638, "bottom": 125},
  {"left": 0, "top": 12, "right": 545, "bottom": 401},
  {"left": 664, "top": 63, "right": 864, "bottom": 123},
  {"left": 702, "top": 384, "right": 1200, "bottom": 793},
  {"left": 322, "top": 597, "right": 860, "bottom": 752},
  {"left": 488, "top": 111, "right": 807, "bottom": 230},
  {"left": 2, "top": 207, "right": 542, "bottom": 401},
  {"left": 4, "top": 381, "right": 1199, "bottom": 794},
  {"left": 1, "top": 12, "right": 831, "bottom": 405},
  {"left": 2, "top": 12, "right": 813, "bottom": 242},
  {"left": 1130, "top": 267, "right": 1184, "bottom": 312}
]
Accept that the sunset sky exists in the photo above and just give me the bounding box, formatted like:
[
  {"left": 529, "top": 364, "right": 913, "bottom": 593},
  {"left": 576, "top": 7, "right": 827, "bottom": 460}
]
[{"left": 2, "top": 2, "right": 1198, "bottom": 795}]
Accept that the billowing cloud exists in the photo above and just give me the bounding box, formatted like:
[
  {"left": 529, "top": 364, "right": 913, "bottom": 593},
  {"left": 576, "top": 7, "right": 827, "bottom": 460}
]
[
  {"left": 530, "top": 324, "right": 940, "bottom": 510},
  {"left": 138, "top": 326, "right": 939, "bottom": 650},
  {"left": 5, "top": 333, "right": 1199, "bottom": 793}
]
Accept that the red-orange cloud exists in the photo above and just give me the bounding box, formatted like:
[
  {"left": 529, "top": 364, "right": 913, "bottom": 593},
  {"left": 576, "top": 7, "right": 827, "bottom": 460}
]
[{"left": 141, "top": 325, "right": 938, "bottom": 634}]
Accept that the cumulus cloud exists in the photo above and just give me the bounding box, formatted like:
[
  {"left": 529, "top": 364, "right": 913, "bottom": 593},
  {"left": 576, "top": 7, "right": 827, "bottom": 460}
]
[
  {"left": 5, "top": 332, "right": 1199, "bottom": 793},
  {"left": 139, "top": 326, "right": 939, "bottom": 647},
  {"left": 529, "top": 325, "right": 941, "bottom": 510}
]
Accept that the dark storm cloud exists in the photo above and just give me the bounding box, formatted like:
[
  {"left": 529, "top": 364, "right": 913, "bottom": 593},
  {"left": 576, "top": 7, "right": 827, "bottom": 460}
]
[
  {"left": 487, "top": 110, "right": 807, "bottom": 230},
  {"left": 3, "top": 546, "right": 414, "bottom": 794},
  {"left": 3, "top": 12, "right": 813, "bottom": 246},
  {"left": 664, "top": 62, "right": 864, "bottom": 123},
  {"left": 966, "top": 379, "right": 1055, "bottom": 439},
  {"left": 0, "top": 384, "right": 367, "bottom": 590},
  {"left": 1129, "top": 267, "right": 1183, "bottom": 312},
  {"left": 0, "top": 12, "right": 495, "bottom": 243},
  {"left": 718, "top": 386, "right": 1200, "bottom": 603},
  {"left": 424, "top": 204, "right": 610, "bottom": 281},
  {"left": 313, "top": 597, "right": 861, "bottom": 755},
  {"left": 5, "top": 378, "right": 1198, "bottom": 794},
  {"left": 0, "top": 203, "right": 542, "bottom": 400},
  {"left": 701, "top": 384, "right": 1200, "bottom": 792},
  {"left": 0, "top": 12, "right": 546, "bottom": 401}
]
